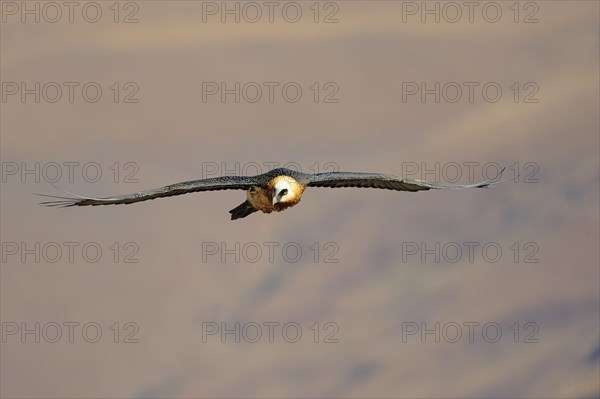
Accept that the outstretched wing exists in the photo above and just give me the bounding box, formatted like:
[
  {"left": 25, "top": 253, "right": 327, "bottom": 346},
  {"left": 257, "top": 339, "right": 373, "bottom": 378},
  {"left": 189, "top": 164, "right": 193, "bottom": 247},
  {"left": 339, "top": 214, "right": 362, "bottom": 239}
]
[
  {"left": 37, "top": 175, "right": 258, "bottom": 207},
  {"left": 307, "top": 168, "right": 506, "bottom": 192}
]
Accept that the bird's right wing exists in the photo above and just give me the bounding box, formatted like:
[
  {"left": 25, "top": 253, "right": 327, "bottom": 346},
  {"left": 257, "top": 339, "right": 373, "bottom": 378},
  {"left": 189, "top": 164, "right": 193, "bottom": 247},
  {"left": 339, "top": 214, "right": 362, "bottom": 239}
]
[
  {"left": 307, "top": 168, "right": 506, "bottom": 192},
  {"left": 37, "top": 175, "right": 258, "bottom": 207}
]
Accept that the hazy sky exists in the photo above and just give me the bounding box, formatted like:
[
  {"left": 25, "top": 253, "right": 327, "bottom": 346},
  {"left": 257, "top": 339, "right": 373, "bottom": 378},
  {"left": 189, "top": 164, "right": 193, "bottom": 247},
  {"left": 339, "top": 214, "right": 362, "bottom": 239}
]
[{"left": 1, "top": 1, "right": 599, "bottom": 398}]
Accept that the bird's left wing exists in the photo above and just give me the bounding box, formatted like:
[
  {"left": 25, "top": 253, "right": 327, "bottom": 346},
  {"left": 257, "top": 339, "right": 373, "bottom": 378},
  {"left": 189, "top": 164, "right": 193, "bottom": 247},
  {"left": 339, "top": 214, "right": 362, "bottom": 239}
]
[
  {"left": 307, "top": 169, "right": 506, "bottom": 192},
  {"left": 37, "top": 175, "right": 258, "bottom": 207}
]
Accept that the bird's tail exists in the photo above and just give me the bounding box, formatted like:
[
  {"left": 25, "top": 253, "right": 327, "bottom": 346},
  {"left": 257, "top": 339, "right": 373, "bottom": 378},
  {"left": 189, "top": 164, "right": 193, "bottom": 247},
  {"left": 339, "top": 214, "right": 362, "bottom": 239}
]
[{"left": 229, "top": 201, "right": 258, "bottom": 220}]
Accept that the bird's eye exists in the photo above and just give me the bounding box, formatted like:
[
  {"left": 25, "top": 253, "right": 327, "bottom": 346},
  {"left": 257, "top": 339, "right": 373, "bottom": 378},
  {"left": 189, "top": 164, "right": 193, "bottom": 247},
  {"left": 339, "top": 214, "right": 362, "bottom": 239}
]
[{"left": 281, "top": 189, "right": 288, "bottom": 196}]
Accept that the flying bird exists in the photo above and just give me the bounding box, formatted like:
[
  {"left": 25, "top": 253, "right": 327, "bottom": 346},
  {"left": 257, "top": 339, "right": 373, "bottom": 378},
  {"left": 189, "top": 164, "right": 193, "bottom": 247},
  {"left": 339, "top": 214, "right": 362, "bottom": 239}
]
[{"left": 38, "top": 167, "right": 505, "bottom": 220}]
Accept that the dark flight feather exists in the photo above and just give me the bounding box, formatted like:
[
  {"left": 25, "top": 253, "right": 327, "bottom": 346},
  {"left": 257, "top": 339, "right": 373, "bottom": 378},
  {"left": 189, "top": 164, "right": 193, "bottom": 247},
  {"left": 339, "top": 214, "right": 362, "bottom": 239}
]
[{"left": 36, "top": 176, "right": 257, "bottom": 207}]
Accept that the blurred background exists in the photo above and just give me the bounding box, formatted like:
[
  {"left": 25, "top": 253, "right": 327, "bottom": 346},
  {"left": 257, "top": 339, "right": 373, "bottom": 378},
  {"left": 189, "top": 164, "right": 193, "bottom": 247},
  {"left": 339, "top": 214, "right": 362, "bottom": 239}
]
[{"left": 1, "top": 1, "right": 598, "bottom": 397}]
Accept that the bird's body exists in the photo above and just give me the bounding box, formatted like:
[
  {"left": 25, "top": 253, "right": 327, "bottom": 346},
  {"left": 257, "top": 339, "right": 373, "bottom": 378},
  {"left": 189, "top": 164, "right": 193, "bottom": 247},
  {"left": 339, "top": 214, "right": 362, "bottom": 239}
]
[
  {"left": 38, "top": 167, "right": 505, "bottom": 220},
  {"left": 247, "top": 174, "right": 306, "bottom": 214}
]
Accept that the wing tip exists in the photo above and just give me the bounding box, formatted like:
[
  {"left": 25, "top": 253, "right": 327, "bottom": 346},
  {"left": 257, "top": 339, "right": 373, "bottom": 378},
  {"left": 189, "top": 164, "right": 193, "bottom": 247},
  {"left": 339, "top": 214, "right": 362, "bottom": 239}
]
[
  {"left": 477, "top": 166, "right": 508, "bottom": 188},
  {"left": 416, "top": 166, "right": 508, "bottom": 190},
  {"left": 35, "top": 193, "right": 82, "bottom": 207}
]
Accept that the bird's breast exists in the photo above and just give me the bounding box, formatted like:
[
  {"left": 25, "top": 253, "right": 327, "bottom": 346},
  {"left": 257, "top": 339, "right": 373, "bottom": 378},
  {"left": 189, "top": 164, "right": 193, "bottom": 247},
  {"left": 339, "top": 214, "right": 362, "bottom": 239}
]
[{"left": 247, "top": 186, "right": 274, "bottom": 213}]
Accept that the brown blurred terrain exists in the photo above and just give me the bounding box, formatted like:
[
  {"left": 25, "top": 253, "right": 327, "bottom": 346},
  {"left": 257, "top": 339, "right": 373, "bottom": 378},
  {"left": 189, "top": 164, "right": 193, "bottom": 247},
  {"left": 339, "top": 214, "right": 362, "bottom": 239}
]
[{"left": 1, "top": 1, "right": 598, "bottom": 398}]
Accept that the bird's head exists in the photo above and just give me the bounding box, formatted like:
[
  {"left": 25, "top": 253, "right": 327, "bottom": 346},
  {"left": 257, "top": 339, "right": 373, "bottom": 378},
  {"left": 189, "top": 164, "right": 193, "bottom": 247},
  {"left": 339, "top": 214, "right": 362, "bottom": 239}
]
[{"left": 272, "top": 177, "right": 303, "bottom": 209}]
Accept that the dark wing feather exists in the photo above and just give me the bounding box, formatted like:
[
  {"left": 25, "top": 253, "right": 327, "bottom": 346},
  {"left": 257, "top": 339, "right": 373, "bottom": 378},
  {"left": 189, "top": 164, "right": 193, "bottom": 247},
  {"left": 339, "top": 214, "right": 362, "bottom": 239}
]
[
  {"left": 37, "top": 176, "right": 258, "bottom": 207},
  {"left": 307, "top": 168, "right": 505, "bottom": 192}
]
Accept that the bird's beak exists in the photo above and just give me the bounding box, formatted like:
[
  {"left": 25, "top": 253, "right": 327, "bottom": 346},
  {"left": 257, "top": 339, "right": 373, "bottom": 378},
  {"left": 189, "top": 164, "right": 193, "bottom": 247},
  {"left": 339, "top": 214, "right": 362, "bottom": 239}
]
[{"left": 272, "top": 188, "right": 279, "bottom": 205}]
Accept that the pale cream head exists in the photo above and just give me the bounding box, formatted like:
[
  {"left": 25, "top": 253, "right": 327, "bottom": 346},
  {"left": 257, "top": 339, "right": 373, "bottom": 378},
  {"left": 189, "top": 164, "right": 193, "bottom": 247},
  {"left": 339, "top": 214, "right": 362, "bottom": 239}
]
[
  {"left": 272, "top": 179, "right": 296, "bottom": 205},
  {"left": 270, "top": 176, "right": 305, "bottom": 207}
]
